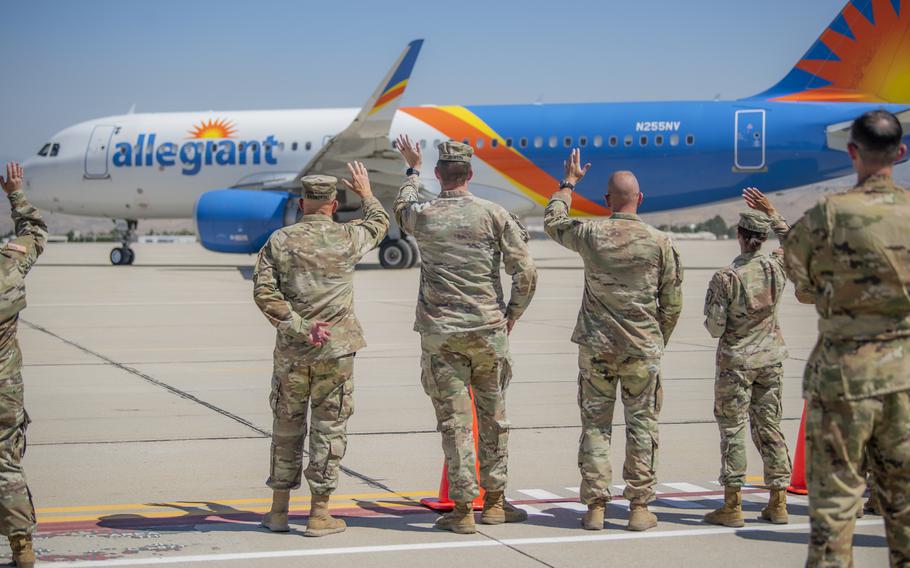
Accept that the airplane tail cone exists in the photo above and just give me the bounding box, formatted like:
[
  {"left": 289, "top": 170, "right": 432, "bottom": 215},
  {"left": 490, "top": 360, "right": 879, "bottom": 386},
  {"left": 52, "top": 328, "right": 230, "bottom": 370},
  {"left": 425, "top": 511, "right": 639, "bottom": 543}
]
[
  {"left": 787, "top": 402, "right": 809, "bottom": 495},
  {"left": 420, "top": 387, "right": 486, "bottom": 512}
]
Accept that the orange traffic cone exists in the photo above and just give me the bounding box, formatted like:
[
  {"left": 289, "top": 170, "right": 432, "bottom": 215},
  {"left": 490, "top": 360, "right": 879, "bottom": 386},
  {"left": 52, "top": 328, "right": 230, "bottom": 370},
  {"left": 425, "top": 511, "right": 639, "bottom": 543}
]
[
  {"left": 420, "top": 387, "right": 486, "bottom": 511},
  {"left": 787, "top": 401, "right": 808, "bottom": 495}
]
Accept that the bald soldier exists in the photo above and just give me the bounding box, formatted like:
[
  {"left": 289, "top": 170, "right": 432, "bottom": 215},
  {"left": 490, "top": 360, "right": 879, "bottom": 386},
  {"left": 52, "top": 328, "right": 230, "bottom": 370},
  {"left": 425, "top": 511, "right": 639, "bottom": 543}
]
[
  {"left": 703, "top": 191, "right": 793, "bottom": 528},
  {"left": 0, "top": 163, "right": 47, "bottom": 568},
  {"left": 784, "top": 110, "right": 910, "bottom": 566},
  {"left": 394, "top": 136, "right": 537, "bottom": 534},
  {"left": 544, "top": 149, "right": 683, "bottom": 532},
  {"left": 253, "top": 164, "right": 389, "bottom": 537}
]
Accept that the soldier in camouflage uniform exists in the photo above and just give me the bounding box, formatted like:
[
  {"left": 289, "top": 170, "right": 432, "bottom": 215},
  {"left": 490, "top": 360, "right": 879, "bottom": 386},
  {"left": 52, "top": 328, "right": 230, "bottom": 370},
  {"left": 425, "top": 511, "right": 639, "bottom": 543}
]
[
  {"left": 702, "top": 190, "right": 793, "bottom": 528},
  {"left": 394, "top": 135, "right": 538, "bottom": 534},
  {"left": 544, "top": 149, "right": 683, "bottom": 532},
  {"left": 253, "top": 164, "right": 389, "bottom": 537},
  {"left": 0, "top": 162, "right": 47, "bottom": 568},
  {"left": 783, "top": 110, "right": 910, "bottom": 567}
]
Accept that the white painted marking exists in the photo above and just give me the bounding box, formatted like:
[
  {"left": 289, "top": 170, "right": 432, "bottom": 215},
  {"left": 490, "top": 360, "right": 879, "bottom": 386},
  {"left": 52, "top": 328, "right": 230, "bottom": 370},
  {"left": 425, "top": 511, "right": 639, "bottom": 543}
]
[
  {"left": 662, "top": 483, "right": 715, "bottom": 494},
  {"left": 565, "top": 487, "right": 580, "bottom": 493},
  {"left": 515, "top": 504, "right": 551, "bottom": 517},
  {"left": 517, "top": 489, "right": 586, "bottom": 512},
  {"left": 47, "top": 520, "right": 885, "bottom": 567}
]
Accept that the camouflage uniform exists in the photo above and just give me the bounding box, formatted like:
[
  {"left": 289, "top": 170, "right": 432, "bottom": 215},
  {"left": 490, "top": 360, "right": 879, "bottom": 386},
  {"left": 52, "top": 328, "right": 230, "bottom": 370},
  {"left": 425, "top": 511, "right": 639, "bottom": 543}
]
[
  {"left": 544, "top": 192, "right": 683, "bottom": 506},
  {"left": 394, "top": 141, "right": 537, "bottom": 502},
  {"left": 253, "top": 176, "right": 389, "bottom": 496},
  {"left": 703, "top": 212, "right": 792, "bottom": 490},
  {"left": 784, "top": 173, "right": 910, "bottom": 567},
  {"left": 0, "top": 190, "right": 47, "bottom": 538}
]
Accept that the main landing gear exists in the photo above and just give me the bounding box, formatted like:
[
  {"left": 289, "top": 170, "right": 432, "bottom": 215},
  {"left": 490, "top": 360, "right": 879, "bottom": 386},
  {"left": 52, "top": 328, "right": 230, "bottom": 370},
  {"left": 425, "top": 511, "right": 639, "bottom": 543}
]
[
  {"left": 378, "top": 236, "right": 419, "bottom": 269},
  {"left": 110, "top": 219, "right": 137, "bottom": 265}
]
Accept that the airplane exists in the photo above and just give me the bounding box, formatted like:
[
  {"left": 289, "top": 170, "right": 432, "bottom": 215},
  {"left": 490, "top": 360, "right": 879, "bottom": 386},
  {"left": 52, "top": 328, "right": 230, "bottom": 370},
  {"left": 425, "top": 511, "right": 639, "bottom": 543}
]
[{"left": 21, "top": 0, "right": 910, "bottom": 268}]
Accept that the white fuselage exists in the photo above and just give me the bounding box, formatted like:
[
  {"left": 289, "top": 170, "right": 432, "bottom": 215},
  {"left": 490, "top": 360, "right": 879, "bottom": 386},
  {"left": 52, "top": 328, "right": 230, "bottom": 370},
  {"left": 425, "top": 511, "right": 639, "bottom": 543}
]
[{"left": 22, "top": 109, "right": 540, "bottom": 220}]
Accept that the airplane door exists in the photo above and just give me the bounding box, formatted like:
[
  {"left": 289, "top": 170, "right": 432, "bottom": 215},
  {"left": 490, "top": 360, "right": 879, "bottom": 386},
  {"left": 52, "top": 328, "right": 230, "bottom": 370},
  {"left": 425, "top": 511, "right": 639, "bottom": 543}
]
[
  {"left": 734, "top": 110, "right": 766, "bottom": 170},
  {"left": 84, "top": 125, "right": 117, "bottom": 178}
]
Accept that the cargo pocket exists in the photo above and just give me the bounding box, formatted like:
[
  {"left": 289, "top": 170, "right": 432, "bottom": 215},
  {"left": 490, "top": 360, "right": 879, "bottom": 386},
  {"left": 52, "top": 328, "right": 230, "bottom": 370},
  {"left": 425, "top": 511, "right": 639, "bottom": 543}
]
[
  {"left": 0, "top": 378, "right": 24, "bottom": 430},
  {"left": 420, "top": 352, "right": 439, "bottom": 398},
  {"left": 653, "top": 372, "right": 663, "bottom": 414},
  {"left": 268, "top": 373, "right": 281, "bottom": 413}
]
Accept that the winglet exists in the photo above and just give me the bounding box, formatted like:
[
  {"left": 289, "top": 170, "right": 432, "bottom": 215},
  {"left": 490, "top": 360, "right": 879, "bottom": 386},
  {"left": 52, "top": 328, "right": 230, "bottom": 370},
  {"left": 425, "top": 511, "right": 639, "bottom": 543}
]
[{"left": 350, "top": 39, "right": 424, "bottom": 136}]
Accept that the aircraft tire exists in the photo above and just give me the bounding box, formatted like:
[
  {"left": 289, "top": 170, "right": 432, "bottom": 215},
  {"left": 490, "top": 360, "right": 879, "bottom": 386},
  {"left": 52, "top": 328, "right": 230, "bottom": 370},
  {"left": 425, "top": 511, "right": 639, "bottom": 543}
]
[
  {"left": 379, "top": 239, "right": 413, "bottom": 269},
  {"left": 110, "top": 246, "right": 134, "bottom": 266},
  {"left": 404, "top": 236, "right": 420, "bottom": 268},
  {"left": 125, "top": 248, "right": 135, "bottom": 265}
]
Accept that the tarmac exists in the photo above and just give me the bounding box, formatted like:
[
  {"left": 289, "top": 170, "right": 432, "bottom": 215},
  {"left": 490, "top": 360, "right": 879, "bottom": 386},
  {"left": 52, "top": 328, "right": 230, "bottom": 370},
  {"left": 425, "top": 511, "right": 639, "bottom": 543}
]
[{"left": 2, "top": 239, "right": 889, "bottom": 567}]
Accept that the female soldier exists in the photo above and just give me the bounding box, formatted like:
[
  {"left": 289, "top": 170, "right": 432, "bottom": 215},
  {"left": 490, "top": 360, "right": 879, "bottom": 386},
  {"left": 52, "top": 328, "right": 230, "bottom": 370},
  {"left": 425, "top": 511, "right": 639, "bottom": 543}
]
[{"left": 702, "top": 188, "right": 792, "bottom": 527}]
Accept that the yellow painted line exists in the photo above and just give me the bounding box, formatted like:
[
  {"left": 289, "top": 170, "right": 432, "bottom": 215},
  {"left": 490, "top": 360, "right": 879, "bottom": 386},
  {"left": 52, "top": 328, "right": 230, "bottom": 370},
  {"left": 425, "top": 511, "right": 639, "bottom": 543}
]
[{"left": 38, "top": 500, "right": 427, "bottom": 524}]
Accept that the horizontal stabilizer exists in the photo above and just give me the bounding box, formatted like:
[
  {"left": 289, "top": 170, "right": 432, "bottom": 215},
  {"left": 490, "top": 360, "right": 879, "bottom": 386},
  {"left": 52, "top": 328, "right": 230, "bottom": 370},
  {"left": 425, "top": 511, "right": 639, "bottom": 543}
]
[{"left": 826, "top": 108, "right": 910, "bottom": 150}]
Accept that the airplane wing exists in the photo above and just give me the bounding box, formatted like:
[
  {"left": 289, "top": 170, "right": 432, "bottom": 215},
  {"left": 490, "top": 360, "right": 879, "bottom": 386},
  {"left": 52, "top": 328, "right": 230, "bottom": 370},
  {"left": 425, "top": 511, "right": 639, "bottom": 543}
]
[
  {"left": 293, "top": 39, "right": 425, "bottom": 208},
  {"left": 826, "top": 108, "right": 910, "bottom": 151}
]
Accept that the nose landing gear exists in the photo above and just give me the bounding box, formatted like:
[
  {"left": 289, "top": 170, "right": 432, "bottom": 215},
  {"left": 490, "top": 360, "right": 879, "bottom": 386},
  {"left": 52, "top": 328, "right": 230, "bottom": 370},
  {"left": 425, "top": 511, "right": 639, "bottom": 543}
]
[{"left": 110, "top": 219, "right": 137, "bottom": 265}]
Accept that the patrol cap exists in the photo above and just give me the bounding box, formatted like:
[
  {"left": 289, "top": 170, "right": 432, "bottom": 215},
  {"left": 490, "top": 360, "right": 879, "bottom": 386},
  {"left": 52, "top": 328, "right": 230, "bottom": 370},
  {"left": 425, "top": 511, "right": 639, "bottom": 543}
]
[
  {"left": 301, "top": 175, "right": 338, "bottom": 201},
  {"left": 437, "top": 140, "right": 474, "bottom": 163},
  {"left": 738, "top": 211, "right": 772, "bottom": 234}
]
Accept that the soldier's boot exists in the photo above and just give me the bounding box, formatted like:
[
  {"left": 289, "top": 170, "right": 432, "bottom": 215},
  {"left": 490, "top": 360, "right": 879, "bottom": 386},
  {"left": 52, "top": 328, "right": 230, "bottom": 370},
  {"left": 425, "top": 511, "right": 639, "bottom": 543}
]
[
  {"left": 480, "top": 491, "right": 528, "bottom": 525},
  {"left": 304, "top": 494, "right": 346, "bottom": 537},
  {"left": 760, "top": 488, "right": 789, "bottom": 524},
  {"left": 627, "top": 503, "right": 658, "bottom": 532},
  {"left": 9, "top": 534, "right": 36, "bottom": 568},
  {"left": 582, "top": 500, "right": 606, "bottom": 531},
  {"left": 434, "top": 501, "right": 476, "bottom": 534},
  {"left": 704, "top": 486, "right": 744, "bottom": 528},
  {"left": 260, "top": 489, "right": 291, "bottom": 532}
]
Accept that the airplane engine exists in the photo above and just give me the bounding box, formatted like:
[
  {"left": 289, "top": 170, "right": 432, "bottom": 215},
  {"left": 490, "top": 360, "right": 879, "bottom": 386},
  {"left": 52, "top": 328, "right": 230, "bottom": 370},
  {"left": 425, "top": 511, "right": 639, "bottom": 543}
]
[{"left": 194, "top": 189, "right": 298, "bottom": 254}]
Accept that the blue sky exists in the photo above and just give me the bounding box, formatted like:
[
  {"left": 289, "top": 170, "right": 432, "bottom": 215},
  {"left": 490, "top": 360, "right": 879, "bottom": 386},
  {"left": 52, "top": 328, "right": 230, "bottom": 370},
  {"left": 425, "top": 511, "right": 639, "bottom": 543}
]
[{"left": 1, "top": 0, "right": 847, "bottom": 161}]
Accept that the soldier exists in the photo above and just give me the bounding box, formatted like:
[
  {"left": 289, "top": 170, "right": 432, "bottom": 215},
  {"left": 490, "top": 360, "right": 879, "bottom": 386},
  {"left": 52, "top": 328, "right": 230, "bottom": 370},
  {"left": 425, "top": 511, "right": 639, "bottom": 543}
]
[
  {"left": 394, "top": 135, "right": 538, "bottom": 534},
  {"left": 702, "top": 189, "right": 792, "bottom": 528},
  {"left": 544, "top": 149, "right": 683, "bottom": 532},
  {"left": 253, "top": 163, "right": 389, "bottom": 537},
  {"left": 784, "top": 109, "right": 909, "bottom": 566},
  {"left": 0, "top": 162, "right": 47, "bottom": 568}
]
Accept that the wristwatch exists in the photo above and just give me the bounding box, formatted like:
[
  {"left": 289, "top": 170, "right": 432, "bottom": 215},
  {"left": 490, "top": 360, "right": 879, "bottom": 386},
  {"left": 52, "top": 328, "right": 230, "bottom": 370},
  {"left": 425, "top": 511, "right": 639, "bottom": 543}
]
[
  {"left": 559, "top": 180, "right": 576, "bottom": 191},
  {"left": 406, "top": 167, "right": 420, "bottom": 177}
]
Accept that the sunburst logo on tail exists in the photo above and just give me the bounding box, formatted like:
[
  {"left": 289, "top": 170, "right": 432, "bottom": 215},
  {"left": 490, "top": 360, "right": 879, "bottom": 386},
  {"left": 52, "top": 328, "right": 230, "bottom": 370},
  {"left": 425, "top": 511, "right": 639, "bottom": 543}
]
[
  {"left": 188, "top": 118, "right": 237, "bottom": 139},
  {"left": 774, "top": 0, "right": 910, "bottom": 102}
]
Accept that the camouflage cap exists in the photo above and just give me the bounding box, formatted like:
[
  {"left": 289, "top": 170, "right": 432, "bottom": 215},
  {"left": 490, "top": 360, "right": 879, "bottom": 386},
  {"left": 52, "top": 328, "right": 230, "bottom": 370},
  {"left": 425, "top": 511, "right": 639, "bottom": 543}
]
[
  {"left": 739, "top": 211, "right": 772, "bottom": 234},
  {"left": 437, "top": 140, "right": 474, "bottom": 163},
  {"left": 302, "top": 175, "right": 338, "bottom": 201}
]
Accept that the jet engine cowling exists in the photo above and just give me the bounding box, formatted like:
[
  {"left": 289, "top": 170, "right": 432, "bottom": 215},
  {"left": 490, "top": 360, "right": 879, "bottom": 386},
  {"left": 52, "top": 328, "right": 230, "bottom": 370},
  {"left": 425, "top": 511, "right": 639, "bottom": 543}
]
[{"left": 194, "top": 189, "right": 298, "bottom": 254}]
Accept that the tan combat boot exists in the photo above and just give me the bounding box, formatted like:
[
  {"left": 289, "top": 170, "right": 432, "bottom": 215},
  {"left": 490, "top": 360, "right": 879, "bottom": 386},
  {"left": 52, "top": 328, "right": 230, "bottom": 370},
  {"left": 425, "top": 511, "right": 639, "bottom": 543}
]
[
  {"left": 704, "top": 486, "right": 744, "bottom": 527},
  {"left": 582, "top": 500, "right": 606, "bottom": 531},
  {"left": 434, "top": 501, "right": 476, "bottom": 534},
  {"left": 627, "top": 503, "right": 657, "bottom": 531},
  {"left": 480, "top": 491, "right": 528, "bottom": 525},
  {"left": 760, "top": 488, "right": 789, "bottom": 524},
  {"left": 260, "top": 489, "right": 291, "bottom": 532},
  {"left": 304, "top": 494, "right": 346, "bottom": 537},
  {"left": 9, "top": 534, "right": 36, "bottom": 568}
]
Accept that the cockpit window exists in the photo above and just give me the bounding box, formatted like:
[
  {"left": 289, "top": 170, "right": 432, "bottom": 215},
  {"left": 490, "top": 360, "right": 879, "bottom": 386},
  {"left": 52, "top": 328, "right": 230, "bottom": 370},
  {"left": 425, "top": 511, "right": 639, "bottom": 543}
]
[
  {"left": 38, "top": 143, "right": 51, "bottom": 156},
  {"left": 50, "top": 143, "right": 60, "bottom": 157}
]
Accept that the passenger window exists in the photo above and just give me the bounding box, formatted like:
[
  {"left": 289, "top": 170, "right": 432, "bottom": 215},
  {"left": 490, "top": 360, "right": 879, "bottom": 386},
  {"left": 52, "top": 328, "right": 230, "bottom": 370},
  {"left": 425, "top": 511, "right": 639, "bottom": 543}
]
[
  {"left": 305, "top": 141, "right": 312, "bottom": 151},
  {"left": 433, "top": 139, "right": 440, "bottom": 148},
  {"left": 655, "top": 135, "right": 664, "bottom": 146},
  {"left": 639, "top": 136, "right": 648, "bottom": 147},
  {"left": 491, "top": 138, "right": 499, "bottom": 148},
  {"left": 670, "top": 134, "right": 680, "bottom": 146},
  {"left": 476, "top": 138, "right": 485, "bottom": 149},
  {"left": 593, "top": 135, "right": 603, "bottom": 148},
  {"left": 292, "top": 142, "right": 298, "bottom": 151},
  {"left": 50, "top": 143, "right": 60, "bottom": 156},
  {"left": 548, "top": 136, "right": 557, "bottom": 148},
  {"left": 563, "top": 136, "right": 572, "bottom": 147},
  {"left": 579, "top": 136, "right": 588, "bottom": 148},
  {"left": 519, "top": 137, "right": 528, "bottom": 148},
  {"left": 686, "top": 134, "right": 695, "bottom": 145},
  {"left": 623, "top": 135, "right": 633, "bottom": 147},
  {"left": 420, "top": 139, "right": 427, "bottom": 149},
  {"left": 506, "top": 138, "right": 513, "bottom": 148},
  {"left": 463, "top": 139, "right": 470, "bottom": 145},
  {"left": 534, "top": 136, "right": 543, "bottom": 148},
  {"left": 609, "top": 136, "right": 618, "bottom": 147},
  {"left": 238, "top": 143, "right": 245, "bottom": 152},
  {"left": 38, "top": 143, "right": 50, "bottom": 156}
]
